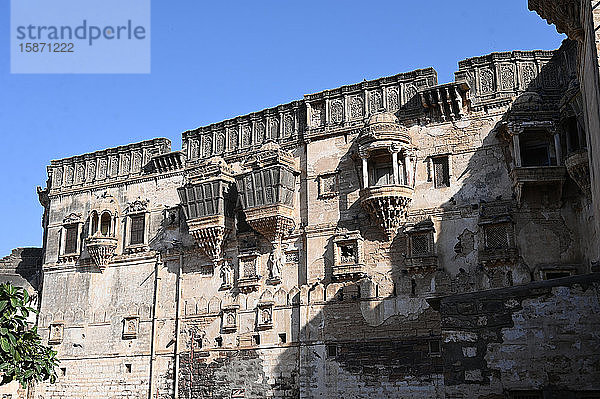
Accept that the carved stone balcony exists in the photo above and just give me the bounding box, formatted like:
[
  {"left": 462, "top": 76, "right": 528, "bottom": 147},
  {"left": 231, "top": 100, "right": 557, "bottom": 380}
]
[
  {"left": 565, "top": 149, "right": 591, "bottom": 198},
  {"left": 360, "top": 185, "right": 414, "bottom": 239},
  {"left": 509, "top": 166, "right": 567, "bottom": 206},
  {"left": 235, "top": 142, "right": 299, "bottom": 252},
  {"left": 85, "top": 236, "right": 118, "bottom": 269},
  {"left": 178, "top": 158, "right": 237, "bottom": 264}
]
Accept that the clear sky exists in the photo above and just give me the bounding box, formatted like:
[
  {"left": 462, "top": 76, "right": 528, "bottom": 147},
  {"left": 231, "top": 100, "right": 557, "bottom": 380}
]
[{"left": 0, "top": 1, "right": 564, "bottom": 256}]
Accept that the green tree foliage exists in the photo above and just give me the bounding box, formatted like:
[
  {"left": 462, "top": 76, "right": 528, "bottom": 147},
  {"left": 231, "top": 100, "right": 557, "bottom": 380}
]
[{"left": 0, "top": 282, "right": 58, "bottom": 387}]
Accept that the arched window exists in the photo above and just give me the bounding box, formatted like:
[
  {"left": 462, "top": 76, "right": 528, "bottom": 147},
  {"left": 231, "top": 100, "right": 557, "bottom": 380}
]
[{"left": 100, "top": 212, "right": 112, "bottom": 236}]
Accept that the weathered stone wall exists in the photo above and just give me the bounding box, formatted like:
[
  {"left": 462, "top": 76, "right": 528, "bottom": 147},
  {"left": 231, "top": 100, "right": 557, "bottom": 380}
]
[{"left": 440, "top": 273, "right": 600, "bottom": 398}]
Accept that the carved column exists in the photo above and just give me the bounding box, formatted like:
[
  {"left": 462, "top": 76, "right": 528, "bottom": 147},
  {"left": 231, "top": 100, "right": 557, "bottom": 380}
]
[
  {"left": 392, "top": 150, "right": 399, "bottom": 184},
  {"left": 554, "top": 132, "right": 563, "bottom": 165},
  {"left": 512, "top": 134, "right": 522, "bottom": 167},
  {"left": 361, "top": 156, "right": 369, "bottom": 189}
]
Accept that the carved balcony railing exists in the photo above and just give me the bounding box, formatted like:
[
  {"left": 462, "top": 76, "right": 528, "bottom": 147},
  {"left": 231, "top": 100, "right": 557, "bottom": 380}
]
[
  {"left": 420, "top": 82, "right": 470, "bottom": 122},
  {"left": 178, "top": 158, "right": 237, "bottom": 265},
  {"left": 565, "top": 149, "right": 591, "bottom": 198},
  {"left": 360, "top": 185, "right": 414, "bottom": 239},
  {"left": 85, "top": 236, "right": 118, "bottom": 270},
  {"left": 235, "top": 142, "right": 299, "bottom": 260},
  {"left": 509, "top": 166, "right": 567, "bottom": 206}
]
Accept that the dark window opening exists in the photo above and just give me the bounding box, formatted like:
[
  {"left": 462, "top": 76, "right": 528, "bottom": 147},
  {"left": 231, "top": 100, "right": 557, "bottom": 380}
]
[
  {"left": 339, "top": 245, "right": 355, "bottom": 264},
  {"left": 429, "top": 339, "right": 441, "bottom": 355},
  {"left": 544, "top": 271, "right": 572, "bottom": 280},
  {"left": 64, "top": 225, "right": 78, "bottom": 254},
  {"left": 373, "top": 165, "right": 393, "bottom": 186},
  {"left": 521, "top": 131, "right": 554, "bottom": 166},
  {"left": 279, "top": 333, "right": 287, "bottom": 344},
  {"left": 326, "top": 344, "right": 337, "bottom": 358},
  {"left": 566, "top": 117, "right": 582, "bottom": 152},
  {"left": 91, "top": 212, "right": 99, "bottom": 235},
  {"left": 130, "top": 214, "right": 145, "bottom": 245},
  {"left": 60, "top": 367, "right": 66, "bottom": 377},
  {"left": 125, "top": 363, "right": 132, "bottom": 373},
  {"left": 253, "top": 334, "right": 261, "bottom": 346},
  {"left": 509, "top": 391, "right": 542, "bottom": 399},
  {"left": 411, "top": 278, "right": 417, "bottom": 296},
  {"left": 215, "top": 337, "right": 223, "bottom": 347},
  {"left": 433, "top": 156, "right": 450, "bottom": 188},
  {"left": 100, "top": 212, "right": 111, "bottom": 236}
]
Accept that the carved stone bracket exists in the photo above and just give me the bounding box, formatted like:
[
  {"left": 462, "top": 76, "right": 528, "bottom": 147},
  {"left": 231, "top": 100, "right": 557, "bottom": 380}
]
[
  {"left": 85, "top": 236, "right": 118, "bottom": 270},
  {"left": 188, "top": 216, "right": 233, "bottom": 265},
  {"left": 565, "top": 149, "right": 591, "bottom": 199},
  {"left": 360, "top": 185, "right": 414, "bottom": 240}
]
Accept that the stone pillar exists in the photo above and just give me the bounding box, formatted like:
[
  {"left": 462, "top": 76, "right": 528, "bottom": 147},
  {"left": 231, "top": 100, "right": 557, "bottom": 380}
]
[
  {"left": 362, "top": 156, "right": 369, "bottom": 189},
  {"left": 392, "top": 151, "right": 399, "bottom": 185},
  {"left": 405, "top": 153, "right": 414, "bottom": 187},
  {"left": 554, "top": 132, "right": 563, "bottom": 165},
  {"left": 512, "top": 134, "right": 522, "bottom": 167}
]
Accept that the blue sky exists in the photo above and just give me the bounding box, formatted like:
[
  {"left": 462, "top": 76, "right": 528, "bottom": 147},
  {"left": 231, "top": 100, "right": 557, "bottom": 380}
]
[{"left": 0, "top": 1, "right": 564, "bottom": 256}]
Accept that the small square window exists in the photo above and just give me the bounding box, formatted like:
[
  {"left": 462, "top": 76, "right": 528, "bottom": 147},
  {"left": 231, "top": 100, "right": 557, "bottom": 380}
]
[
  {"left": 339, "top": 245, "right": 356, "bottom": 264},
  {"left": 49, "top": 323, "right": 64, "bottom": 344},
  {"left": 130, "top": 214, "right": 145, "bottom": 245},
  {"left": 125, "top": 363, "right": 132, "bottom": 373},
  {"left": 279, "top": 333, "right": 287, "bottom": 344},
  {"left": 485, "top": 224, "right": 509, "bottom": 250},
  {"left": 253, "top": 334, "right": 261, "bottom": 346},
  {"left": 432, "top": 156, "right": 450, "bottom": 188},
  {"left": 215, "top": 337, "right": 223, "bottom": 347},
  {"left": 429, "top": 339, "right": 441, "bottom": 356},
  {"left": 60, "top": 367, "right": 66, "bottom": 377},
  {"left": 319, "top": 173, "right": 339, "bottom": 198},
  {"left": 326, "top": 344, "right": 337, "bottom": 358}
]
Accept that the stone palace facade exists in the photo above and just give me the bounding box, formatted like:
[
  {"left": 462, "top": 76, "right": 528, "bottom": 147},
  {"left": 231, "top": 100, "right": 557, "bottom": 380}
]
[{"left": 1, "top": 1, "right": 600, "bottom": 398}]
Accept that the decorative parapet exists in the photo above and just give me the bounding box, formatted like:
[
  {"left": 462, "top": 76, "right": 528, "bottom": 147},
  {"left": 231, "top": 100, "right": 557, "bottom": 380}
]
[
  {"left": 304, "top": 68, "right": 437, "bottom": 134},
  {"left": 565, "top": 149, "right": 591, "bottom": 198},
  {"left": 178, "top": 158, "right": 237, "bottom": 265},
  {"left": 182, "top": 101, "right": 304, "bottom": 164},
  {"left": 455, "top": 49, "right": 559, "bottom": 112},
  {"left": 360, "top": 185, "right": 414, "bottom": 239},
  {"left": 419, "top": 82, "right": 470, "bottom": 122},
  {"left": 48, "top": 138, "right": 171, "bottom": 194},
  {"left": 528, "top": 0, "right": 584, "bottom": 41}
]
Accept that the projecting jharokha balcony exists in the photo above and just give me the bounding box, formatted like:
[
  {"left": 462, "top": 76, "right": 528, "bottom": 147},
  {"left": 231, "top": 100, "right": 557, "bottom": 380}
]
[{"left": 357, "top": 112, "right": 416, "bottom": 239}]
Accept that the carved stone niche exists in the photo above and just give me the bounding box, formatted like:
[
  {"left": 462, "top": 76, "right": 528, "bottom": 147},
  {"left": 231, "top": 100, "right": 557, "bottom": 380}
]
[
  {"left": 477, "top": 203, "right": 518, "bottom": 268},
  {"left": 403, "top": 219, "right": 438, "bottom": 274},
  {"left": 122, "top": 316, "right": 139, "bottom": 339},
  {"left": 235, "top": 141, "right": 299, "bottom": 268},
  {"left": 178, "top": 157, "right": 237, "bottom": 266},
  {"left": 48, "top": 322, "right": 64, "bottom": 345},
  {"left": 221, "top": 305, "right": 238, "bottom": 333},
  {"left": 332, "top": 231, "right": 365, "bottom": 281},
  {"left": 256, "top": 290, "right": 274, "bottom": 330},
  {"left": 237, "top": 252, "right": 261, "bottom": 293}
]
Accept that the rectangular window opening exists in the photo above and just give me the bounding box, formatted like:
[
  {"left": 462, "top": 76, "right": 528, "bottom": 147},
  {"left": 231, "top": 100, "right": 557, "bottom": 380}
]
[
  {"left": 253, "top": 334, "right": 261, "bottom": 346},
  {"left": 433, "top": 156, "right": 450, "bottom": 188},
  {"left": 64, "top": 224, "right": 78, "bottom": 254},
  {"left": 125, "top": 363, "right": 132, "bottom": 373},
  {"left": 326, "top": 344, "right": 337, "bottom": 358},
  {"left": 130, "top": 214, "right": 145, "bottom": 245}
]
